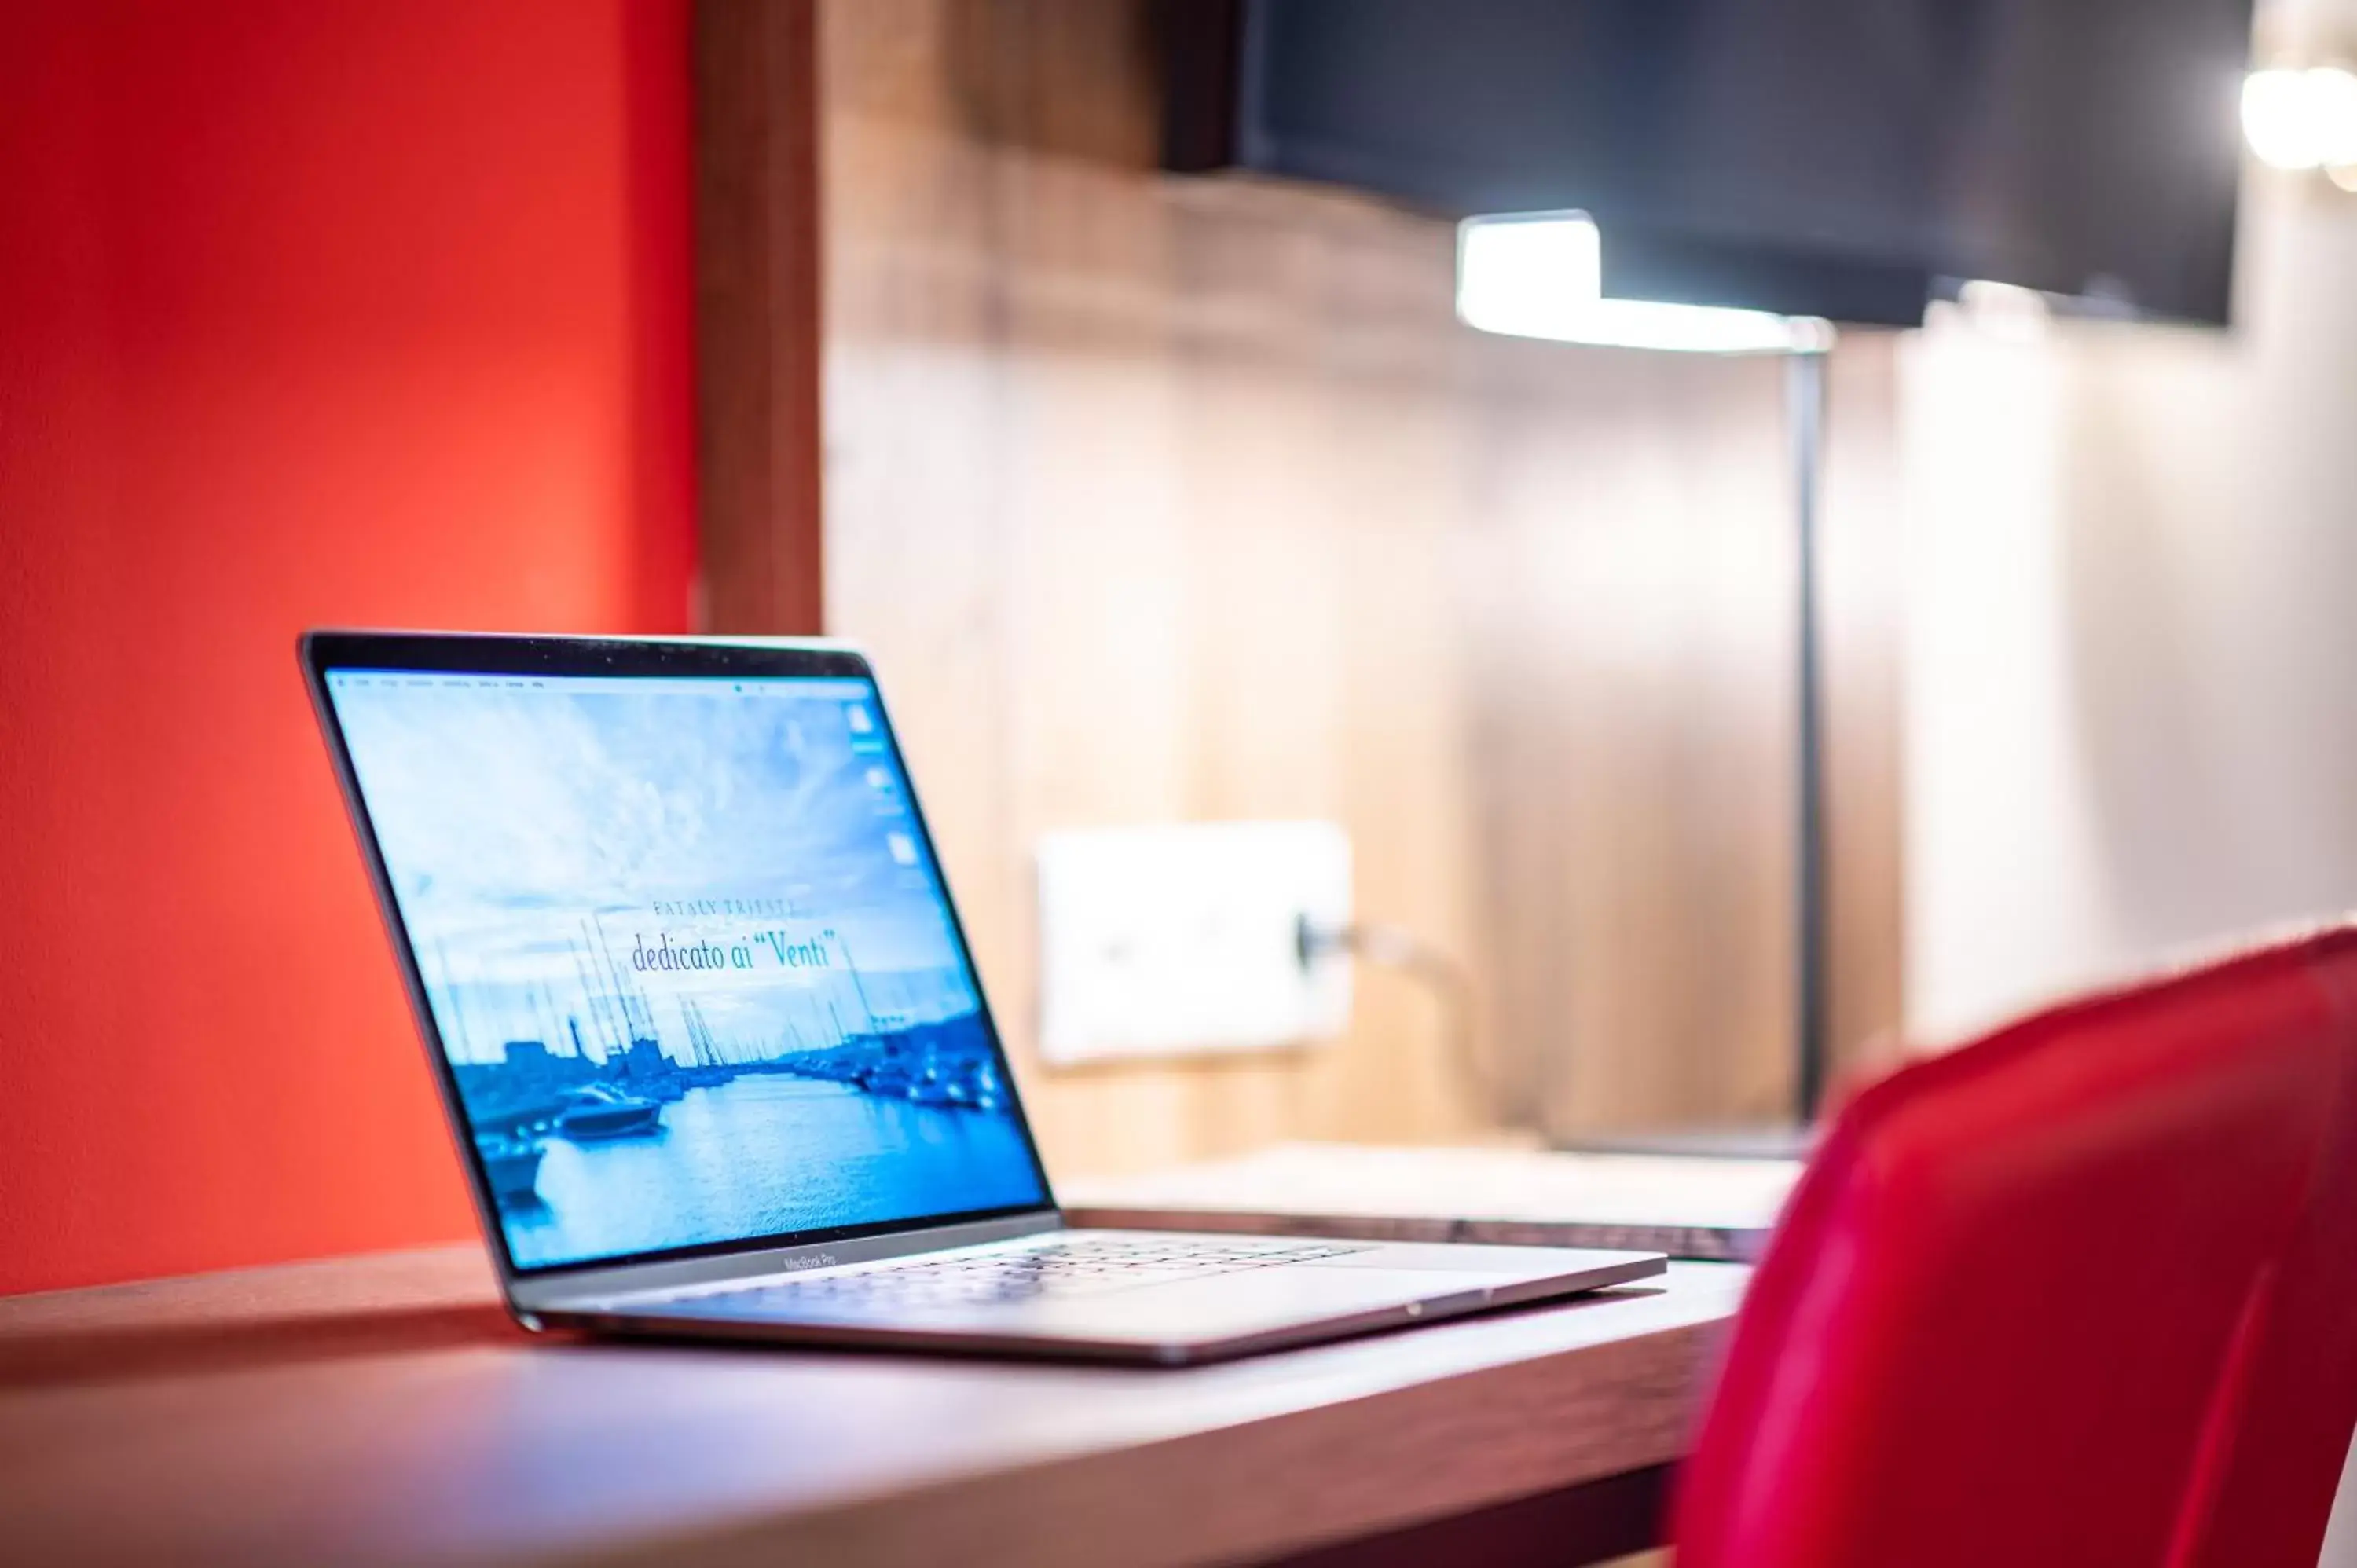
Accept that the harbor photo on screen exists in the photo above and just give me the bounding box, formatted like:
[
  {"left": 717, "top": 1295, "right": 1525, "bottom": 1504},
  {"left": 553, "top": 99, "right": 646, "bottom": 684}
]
[{"left": 324, "top": 669, "right": 1047, "bottom": 1270}]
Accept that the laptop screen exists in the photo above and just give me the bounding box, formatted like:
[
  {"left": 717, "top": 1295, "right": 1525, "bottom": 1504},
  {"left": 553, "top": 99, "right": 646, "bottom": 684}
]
[{"left": 321, "top": 666, "right": 1050, "bottom": 1273}]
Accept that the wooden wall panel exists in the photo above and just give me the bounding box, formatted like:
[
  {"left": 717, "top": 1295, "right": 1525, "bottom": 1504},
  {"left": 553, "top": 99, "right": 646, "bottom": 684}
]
[
  {"left": 1463, "top": 346, "right": 1802, "bottom": 1135},
  {"left": 807, "top": 0, "right": 1905, "bottom": 1176},
  {"left": 1823, "top": 335, "right": 1909, "bottom": 1082},
  {"left": 696, "top": 0, "right": 824, "bottom": 634}
]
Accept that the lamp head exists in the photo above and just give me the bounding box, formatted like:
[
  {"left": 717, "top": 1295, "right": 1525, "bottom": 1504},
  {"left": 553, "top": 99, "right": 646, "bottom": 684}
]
[{"left": 1456, "top": 211, "right": 1834, "bottom": 355}]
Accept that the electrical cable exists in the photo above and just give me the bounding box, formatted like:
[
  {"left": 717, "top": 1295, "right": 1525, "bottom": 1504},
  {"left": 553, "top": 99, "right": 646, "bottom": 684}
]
[{"left": 1296, "top": 917, "right": 1506, "bottom": 1127}]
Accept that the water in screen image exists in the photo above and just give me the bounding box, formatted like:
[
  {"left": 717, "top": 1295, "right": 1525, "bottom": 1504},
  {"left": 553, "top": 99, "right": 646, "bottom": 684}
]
[{"left": 325, "top": 669, "right": 1047, "bottom": 1270}]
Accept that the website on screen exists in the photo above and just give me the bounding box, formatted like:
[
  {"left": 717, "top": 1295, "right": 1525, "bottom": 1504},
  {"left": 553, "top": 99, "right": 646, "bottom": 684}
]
[{"left": 325, "top": 671, "right": 1047, "bottom": 1270}]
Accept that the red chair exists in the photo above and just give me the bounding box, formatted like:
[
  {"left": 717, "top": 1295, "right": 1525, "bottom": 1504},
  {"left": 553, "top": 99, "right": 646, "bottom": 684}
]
[
  {"left": 2173, "top": 925, "right": 2357, "bottom": 1568},
  {"left": 1672, "top": 935, "right": 2351, "bottom": 1568}
]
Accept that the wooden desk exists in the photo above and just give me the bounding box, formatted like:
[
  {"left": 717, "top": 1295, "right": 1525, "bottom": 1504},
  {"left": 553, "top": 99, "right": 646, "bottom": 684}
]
[{"left": 0, "top": 1247, "right": 1746, "bottom": 1567}]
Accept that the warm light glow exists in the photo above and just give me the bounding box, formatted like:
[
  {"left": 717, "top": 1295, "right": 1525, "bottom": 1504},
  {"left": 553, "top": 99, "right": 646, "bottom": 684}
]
[
  {"left": 2242, "top": 66, "right": 2357, "bottom": 171},
  {"left": 1456, "top": 211, "right": 1831, "bottom": 355}
]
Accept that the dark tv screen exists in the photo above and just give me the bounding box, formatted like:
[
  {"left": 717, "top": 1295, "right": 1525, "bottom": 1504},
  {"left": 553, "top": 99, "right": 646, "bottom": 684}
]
[{"left": 1167, "top": 0, "right": 2253, "bottom": 326}]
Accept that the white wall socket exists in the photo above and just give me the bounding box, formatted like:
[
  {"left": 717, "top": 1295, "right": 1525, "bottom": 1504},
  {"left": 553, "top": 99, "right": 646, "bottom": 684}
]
[{"left": 1034, "top": 821, "right": 1352, "bottom": 1065}]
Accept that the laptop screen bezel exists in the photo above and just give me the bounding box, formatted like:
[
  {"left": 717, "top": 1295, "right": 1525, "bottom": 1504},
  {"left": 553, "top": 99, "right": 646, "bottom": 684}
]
[{"left": 301, "top": 629, "right": 1061, "bottom": 1282}]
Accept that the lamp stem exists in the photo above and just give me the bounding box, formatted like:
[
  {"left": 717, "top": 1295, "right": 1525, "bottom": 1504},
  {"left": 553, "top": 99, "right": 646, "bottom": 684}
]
[{"left": 1787, "top": 346, "right": 1831, "bottom": 1125}]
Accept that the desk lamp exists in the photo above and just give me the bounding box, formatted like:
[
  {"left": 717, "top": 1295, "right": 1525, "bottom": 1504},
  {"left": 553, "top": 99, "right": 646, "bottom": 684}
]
[{"left": 1457, "top": 211, "right": 1835, "bottom": 1156}]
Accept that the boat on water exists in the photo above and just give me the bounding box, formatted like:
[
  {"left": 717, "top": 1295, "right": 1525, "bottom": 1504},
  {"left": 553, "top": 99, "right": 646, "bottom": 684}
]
[
  {"left": 847, "top": 1040, "right": 1007, "bottom": 1113},
  {"left": 963, "top": 1060, "right": 1005, "bottom": 1112},
  {"left": 860, "top": 1061, "right": 915, "bottom": 1098},
  {"left": 555, "top": 1083, "right": 665, "bottom": 1140},
  {"left": 476, "top": 1133, "right": 546, "bottom": 1206},
  {"left": 902, "top": 1059, "right": 1005, "bottom": 1112},
  {"left": 610, "top": 1035, "right": 689, "bottom": 1101}
]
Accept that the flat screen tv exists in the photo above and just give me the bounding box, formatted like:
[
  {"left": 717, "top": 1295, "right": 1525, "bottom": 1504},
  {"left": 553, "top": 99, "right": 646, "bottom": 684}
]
[{"left": 1164, "top": 0, "right": 2253, "bottom": 326}]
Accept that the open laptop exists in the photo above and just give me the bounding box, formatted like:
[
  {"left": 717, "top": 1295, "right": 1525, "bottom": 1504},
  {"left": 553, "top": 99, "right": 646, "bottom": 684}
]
[{"left": 303, "top": 631, "right": 1664, "bottom": 1364}]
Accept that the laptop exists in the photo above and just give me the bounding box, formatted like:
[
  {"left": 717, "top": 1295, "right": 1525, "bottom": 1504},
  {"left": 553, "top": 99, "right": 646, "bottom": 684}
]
[{"left": 303, "top": 631, "right": 1665, "bottom": 1364}]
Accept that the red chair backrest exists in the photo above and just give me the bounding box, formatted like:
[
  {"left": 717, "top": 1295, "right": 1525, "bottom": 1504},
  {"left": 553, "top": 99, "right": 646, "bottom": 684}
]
[
  {"left": 2173, "top": 927, "right": 2357, "bottom": 1568},
  {"left": 1673, "top": 935, "right": 2350, "bottom": 1568}
]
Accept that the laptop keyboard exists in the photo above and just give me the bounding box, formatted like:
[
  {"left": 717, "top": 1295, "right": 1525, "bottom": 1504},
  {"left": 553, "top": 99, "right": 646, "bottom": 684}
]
[{"left": 670, "top": 1236, "right": 1373, "bottom": 1313}]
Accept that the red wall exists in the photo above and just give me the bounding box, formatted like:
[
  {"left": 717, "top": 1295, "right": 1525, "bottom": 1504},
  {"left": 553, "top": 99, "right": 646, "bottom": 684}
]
[{"left": 0, "top": 2, "right": 697, "bottom": 1294}]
